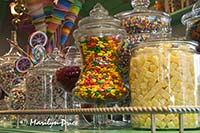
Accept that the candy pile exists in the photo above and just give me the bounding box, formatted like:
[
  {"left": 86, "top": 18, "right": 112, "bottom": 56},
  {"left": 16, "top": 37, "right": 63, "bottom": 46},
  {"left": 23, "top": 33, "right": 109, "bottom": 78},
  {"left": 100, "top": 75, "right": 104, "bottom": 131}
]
[
  {"left": 26, "top": 74, "right": 65, "bottom": 109},
  {"left": 121, "top": 16, "right": 168, "bottom": 34},
  {"left": 26, "top": 73, "right": 66, "bottom": 122},
  {"left": 73, "top": 36, "right": 127, "bottom": 103},
  {"left": 129, "top": 43, "right": 200, "bottom": 128},
  {"left": 10, "top": 86, "right": 26, "bottom": 110}
]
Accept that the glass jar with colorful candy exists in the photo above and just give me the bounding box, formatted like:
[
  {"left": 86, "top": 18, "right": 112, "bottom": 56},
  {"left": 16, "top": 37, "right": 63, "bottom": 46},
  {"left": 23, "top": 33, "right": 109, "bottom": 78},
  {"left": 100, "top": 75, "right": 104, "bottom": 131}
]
[
  {"left": 0, "top": 31, "right": 31, "bottom": 95},
  {"left": 182, "top": 0, "right": 200, "bottom": 44},
  {"left": 114, "top": 0, "right": 171, "bottom": 84},
  {"left": 73, "top": 3, "right": 128, "bottom": 128},
  {"left": 73, "top": 3, "right": 128, "bottom": 107}
]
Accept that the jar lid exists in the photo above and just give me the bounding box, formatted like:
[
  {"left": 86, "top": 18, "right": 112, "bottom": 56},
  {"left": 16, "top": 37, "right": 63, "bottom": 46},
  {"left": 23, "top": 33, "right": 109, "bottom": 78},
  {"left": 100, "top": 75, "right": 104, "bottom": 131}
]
[
  {"left": 73, "top": 3, "right": 126, "bottom": 39},
  {"left": 182, "top": 1, "right": 200, "bottom": 25},
  {"left": 78, "top": 3, "right": 121, "bottom": 27},
  {"left": 31, "top": 49, "right": 64, "bottom": 73},
  {"left": 114, "top": 0, "right": 171, "bottom": 34},
  {"left": 115, "top": 0, "right": 170, "bottom": 21}
]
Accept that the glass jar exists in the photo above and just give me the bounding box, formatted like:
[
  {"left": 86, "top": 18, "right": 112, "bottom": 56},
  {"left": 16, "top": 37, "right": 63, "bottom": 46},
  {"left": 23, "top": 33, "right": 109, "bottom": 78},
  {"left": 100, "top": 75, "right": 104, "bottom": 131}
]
[
  {"left": 25, "top": 49, "right": 67, "bottom": 130},
  {"left": 56, "top": 45, "right": 82, "bottom": 130},
  {"left": 56, "top": 45, "right": 82, "bottom": 93},
  {"left": 114, "top": 0, "right": 171, "bottom": 84},
  {"left": 129, "top": 38, "right": 200, "bottom": 129},
  {"left": 0, "top": 31, "right": 24, "bottom": 95},
  {"left": 73, "top": 3, "right": 128, "bottom": 105},
  {"left": 182, "top": 0, "right": 200, "bottom": 44},
  {"left": 26, "top": 50, "right": 65, "bottom": 110},
  {"left": 73, "top": 3, "right": 128, "bottom": 128}
]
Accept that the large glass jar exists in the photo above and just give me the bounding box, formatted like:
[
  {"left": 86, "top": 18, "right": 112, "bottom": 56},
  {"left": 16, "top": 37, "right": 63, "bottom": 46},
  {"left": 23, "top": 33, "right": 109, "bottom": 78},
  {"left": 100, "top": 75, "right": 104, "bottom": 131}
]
[
  {"left": 26, "top": 50, "right": 65, "bottom": 111},
  {"left": 114, "top": 0, "right": 171, "bottom": 83},
  {"left": 25, "top": 50, "right": 67, "bottom": 130},
  {"left": 182, "top": 0, "right": 200, "bottom": 44},
  {"left": 73, "top": 3, "right": 128, "bottom": 105},
  {"left": 129, "top": 38, "right": 200, "bottom": 129},
  {"left": 0, "top": 31, "right": 24, "bottom": 95}
]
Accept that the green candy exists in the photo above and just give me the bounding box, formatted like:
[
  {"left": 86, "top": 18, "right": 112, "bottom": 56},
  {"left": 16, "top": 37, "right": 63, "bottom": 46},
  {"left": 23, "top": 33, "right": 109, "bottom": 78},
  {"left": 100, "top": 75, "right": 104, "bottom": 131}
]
[
  {"left": 97, "top": 80, "right": 104, "bottom": 84},
  {"left": 95, "top": 91, "right": 100, "bottom": 96}
]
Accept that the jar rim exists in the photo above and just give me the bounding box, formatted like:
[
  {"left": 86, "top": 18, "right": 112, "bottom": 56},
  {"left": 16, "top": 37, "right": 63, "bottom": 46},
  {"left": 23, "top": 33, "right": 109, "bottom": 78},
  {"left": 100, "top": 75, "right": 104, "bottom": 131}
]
[{"left": 133, "top": 40, "right": 199, "bottom": 53}]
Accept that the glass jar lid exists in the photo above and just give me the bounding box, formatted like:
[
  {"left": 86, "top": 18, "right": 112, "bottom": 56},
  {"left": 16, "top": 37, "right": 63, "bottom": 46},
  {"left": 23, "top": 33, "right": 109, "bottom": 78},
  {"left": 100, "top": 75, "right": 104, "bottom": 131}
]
[
  {"left": 73, "top": 3, "right": 127, "bottom": 39},
  {"left": 78, "top": 3, "right": 121, "bottom": 27},
  {"left": 182, "top": 1, "right": 200, "bottom": 25},
  {"left": 115, "top": 0, "right": 170, "bottom": 20},
  {"left": 30, "top": 49, "right": 64, "bottom": 74},
  {"left": 114, "top": 0, "right": 171, "bottom": 34}
]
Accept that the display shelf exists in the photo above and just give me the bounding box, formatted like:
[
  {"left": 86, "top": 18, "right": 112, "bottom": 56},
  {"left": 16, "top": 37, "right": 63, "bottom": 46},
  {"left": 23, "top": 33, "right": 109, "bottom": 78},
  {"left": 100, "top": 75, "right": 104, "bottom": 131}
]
[
  {"left": 0, "top": 106, "right": 200, "bottom": 133},
  {"left": 0, "top": 128, "right": 200, "bottom": 133}
]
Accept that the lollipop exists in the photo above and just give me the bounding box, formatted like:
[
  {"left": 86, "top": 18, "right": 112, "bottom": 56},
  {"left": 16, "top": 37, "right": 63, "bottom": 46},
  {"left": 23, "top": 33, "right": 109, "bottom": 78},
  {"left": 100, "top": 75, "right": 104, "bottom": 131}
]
[
  {"left": 29, "top": 31, "right": 48, "bottom": 47},
  {"left": 30, "top": 45, "right": 46, "bottom": 65},
  {"left": 15, "top": 57, "right": 32, "bottom": 73}
]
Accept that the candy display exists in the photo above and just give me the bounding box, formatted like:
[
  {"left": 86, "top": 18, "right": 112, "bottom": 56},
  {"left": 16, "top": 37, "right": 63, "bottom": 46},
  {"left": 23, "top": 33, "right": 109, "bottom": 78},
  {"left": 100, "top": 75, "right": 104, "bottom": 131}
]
[
  {"left": 182, "top": 0, "right": 200, "bottom": 44},
  {"left": 129, "top": 40, "right": 200, "bottom": 129},
  {"left": 73, "top": 3, "right": 128, "bottom": 104},
  {"left": 23, "top": 0, "right": 82, "bottom": 55},
  {"left": 114, "top": 0, "right": 171, "bottom": 84}
]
